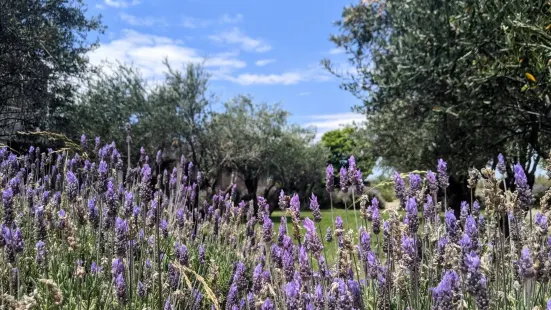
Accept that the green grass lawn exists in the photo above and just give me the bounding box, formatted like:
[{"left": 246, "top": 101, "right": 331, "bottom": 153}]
[{"left": 270, "top": 207, "right": 397, "bottom": 263}]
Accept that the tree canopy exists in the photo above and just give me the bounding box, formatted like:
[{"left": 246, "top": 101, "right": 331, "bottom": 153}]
[
  {"left": 0, "top": 0, "right": 103, "bottom": 140},
  {"left": 326, "top": 0, "right": 551, "bottom": 191},
  {"left": 321, "top": 126, "right": 375, "bottom": 177}
]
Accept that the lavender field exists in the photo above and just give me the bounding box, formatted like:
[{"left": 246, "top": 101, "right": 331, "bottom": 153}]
[{"left": 0, "top": 134, "right": 549, "bottom": 310}]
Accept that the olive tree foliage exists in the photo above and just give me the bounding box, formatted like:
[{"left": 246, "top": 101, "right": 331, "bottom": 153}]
[
  {"left": 0, "top": 0, "right": 103, "bottom": 141},
  {"left": 325, "top": 0, "right": 551, "bottom": 195},
  {"left": 321, "top": 126, "right": 375, "bottom": 177},
  {"left": 208, "top": 95, "right": 328, "bottom": 207},
  {"left": 75, "top": 61, "right": 213, "bottom": 175}
]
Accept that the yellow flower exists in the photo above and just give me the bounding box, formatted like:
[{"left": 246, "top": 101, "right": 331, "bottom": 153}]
[{"left": 525, "top": 72, "right": 536, "bottom": 82}]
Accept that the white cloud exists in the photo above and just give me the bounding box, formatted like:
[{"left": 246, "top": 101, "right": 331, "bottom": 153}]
[
  {"left": 181, "top": 16, "right": 212, "bottom": 29},
  {"left": 120, "top": 13, "right": 167, "bottom": 27},
  {"left": 95, "top": 3, "right": 105, "bottom": 9},
  {"left": 329, "top": 47, "right": 345, "bottom": 55},
  {"left": 88, "top": 29, "right": 246, "bottom": 80},
  {"left": 104, "top": 0, "right": 140, "bottom": 8},
  {"left": 223, "top": 63, "right": 331, "bottom": 85},
  {"left": 209, "top": 28, "right": 271, "bottom": 53},
  {"left": 219, "top": 13, "right": 243, "bottom": 24},
  {"left": 255, "top": 59, "right": 276, "bottom": 66},
  {"left": 298, "top": 92, "right": 311, "bottom": 96},
  {"left": 304, "top": 112, "right": 365, "bottom": 138},
  {"left": 228, "top": 73, "right": 303, "bottom": 85}
]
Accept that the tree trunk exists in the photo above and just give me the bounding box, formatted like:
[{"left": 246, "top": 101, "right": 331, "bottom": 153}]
[{"left": 245, "top": 177, "right": 259, "bottom": 211}]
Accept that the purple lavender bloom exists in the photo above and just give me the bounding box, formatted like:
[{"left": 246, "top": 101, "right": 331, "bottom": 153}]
[
  {"left": 161, "top": 219, "right": 168, "bottom": 238},
  {"left": 115, "top": 273, "right": 127, "bottom": 303},
  {"left": 283, "top": 250, "right": 295, "bottom": 282},
  {"left": 168, "top": 263, "right": 180, "bottom": 290},
  {"left": 314, "top": 284, "right": 325, "bottom": 309},
  {"left": 437, "top": 158, "right": 449, "bottom": 190},
  {"left": 325, "top": 226, "right": 333, "bottom": 242},
  {"left": 347, "top": 279, "right": 361, "bottom": 308},
  {"left": 115, "top": 218, "right": 128, "bottom": 256},
  {"left": 335, "top": 216, "right": 344, "bottom": 234},
  {"left": 536, "top": 212, "right": 548, "bottom": 235},
  {"left": 164, "top": 299, "right": 172, "bottom": 310},
  {"left": 394, "top": 172, "right": 406, "bottom": 207},
  {"left": 303, "top": 218, "right": 322, "bottom": 257},
  {"left": 124, "top": 191, "right": 133, "bottom": 218},
  {"left": 91, "top": 261, "right": 102, "bottom": 274},
  {"left": 112, "top": 258, "right": 125, "bottom": 277},
  {"left": 423, "top": 194, "right": 435, "bottom": 222},
  {"left": 199, "top": 244, "right": 205, "bottom": 264},
  {"left": 339, "top": 166, "right": 349, "bottom": 193},
  {"left": 35, "top": 240, "right": 46, "bottom": 264},
  {"left": 514, "top": 164, "right": 533, "bottom": 211},
  {"left": 519, "top": 247, "right": 536, "bottom": 280},
  {"left": 460, "top": 201, "right": 469, "bottom": 224},
  {"left": 326, "top": 164, "right": 335, "bottom": 192},
  {"left": 271, "top": 244, "right": 283, "bottom": 268},
  {"left": 2, "top": 187, "right": 14, "bottom": 226},
  {"left": 497, "top": 153, "right": 506, "bottom": 175},
  {"left": 465, "top": 215, "right": 477, "bottom": 238},
  {"left": 262, "top": 216, "right": 274, "bottom": 243},
  {"left": 372, "top": 206, "right": 381, "bottom": 234},
  {"left": 278, "top": 190, "right": 288, "bottom": 210},
  {"left": 66, "top": 170, "right": 78, "bottom": 201},
  {"left": 401, "top": 235, "right": 416, "bottom": 267},
  {"left": 405, "top": 197, "right": 418, "bottom": 233},
  {"left": 409, "top": 173, "right": 422, "bottom": 195},
  {"left": 432, "top": 270, "right": 461, "bottom": 309},
  {"left": 253, "top": 263, "right": 263, "bottom": 293},
  {"left": 232, "top": 261, "right": 247, "bottom": 291},
  {"left": 81, "top": 134, "right": 87, "bottom": 150},
  {"left": 98, "top": 160, "right": 108, "bottom": 193},
  {"left": 355, "top": 170, "right": 364, "bottom": 194},
  {"left": 472, "top": 201, "right": 480, "bottom": 217},
  {"left": 290, "top": 194, "right": 300, "bottom": 217},
  {"left": 226, "top": 285, "right": 238, "bottom": 309},
  {"left": 309, "top": 193, "right": 322, "bottom": 222},
  {"left": 178, "top": 244, "right": 189, "bottom": 266},
  {"left": 176, "top": 208, "right": 185, "bottom": 228},
  {"left": 156, "top": 150, "right": 162, "bottom": 167},
  {"left": 285, "top": 281, "right": 300, "bottom": 310},
  {"left": 57, "top": 209, "right": 66, "bottom": 230},
  {"left": 547, "top": 298, "right": 551, "bottom": 310},
  {"left": 278, "top": 216, "right": 287, "bottom": 246},
  {"left": 367, "top": 251, "right": 378, "bottom": 279},
  {"left": 459, "top": 234, "right": 474, "bottom": 254},
  {"left": 106, "top": 180, "right": 117, "bottom": 218},
  {"left": 426, "top": 170, "right": 438, "bottom": 196},
  {"left": 358, "top": 230, "right": 371, "bottom": 261},
  {"left": 140, "top": 164, "right": 152, "bottom": 202},
  {"left": 336, "top": 279, "right": 352, "bottom": 309},
  {"left": 299, "top": 246, "right": 311, "bottom": 280},
  {"left": 445, "top": 211, "right": 459, "bottom": 242},
  {"left": 34, "top": 206, "right": 47, "bottom": 242},
  {"left": 261, "top": 298, "right": 274, "bottom": 310}
]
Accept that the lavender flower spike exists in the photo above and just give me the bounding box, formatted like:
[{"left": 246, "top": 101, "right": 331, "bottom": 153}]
[
  {"left": 437, "top": 158, "right": 449, "bottom": 190},
  {"left": 309, "top": 193, "right": 322, "bottom": 222},
  {"left": 326, "top": 164, "right": 334, "bottom": 192}
]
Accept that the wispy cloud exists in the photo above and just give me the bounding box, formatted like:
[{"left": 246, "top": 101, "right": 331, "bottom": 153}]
[
  {"left": 255, "top": 59, "right": 276, "bottom": 66},
  {"left": 120, "top": 13, "right": 168, "bottom": 27},
  {"left": 219, "top": 13, "right": 243, "bottom": 24},
  {"left": 181, "top": 16, "right": 213, "bottom": 29},
  {"left": 88, "top": 29, "right": 246, "bottom": 80},
  {"left": 181, "top": 13, "right": 243, "bottom": 29},
  {"left": 298, "top": 92, "right": 311, "bottom": 96},
  {"left": 303, "top": 112, "right": 365, "bottom": 138},
  {"left": 328, "top": 47, "right": 345, "bottom": 55},
  {"left": 103, "top": 0, "right": 140, "bottom": 8},
  {"left": 209, "top": 28, "right": 271, "bottom": 53}
]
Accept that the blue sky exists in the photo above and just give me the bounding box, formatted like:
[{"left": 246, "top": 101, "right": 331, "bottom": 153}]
[{"left": 88, "top": 0, "right": 364, "bottom": 137}]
